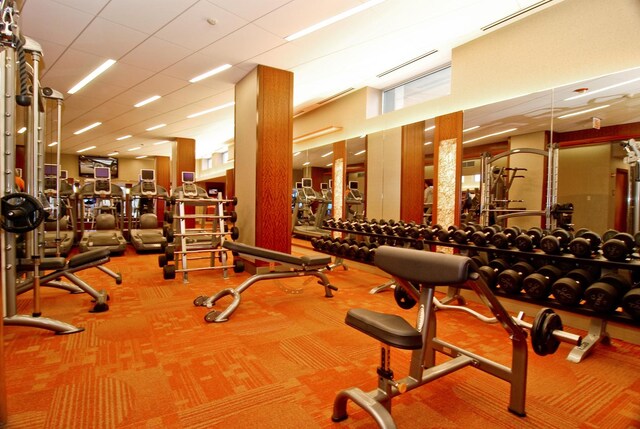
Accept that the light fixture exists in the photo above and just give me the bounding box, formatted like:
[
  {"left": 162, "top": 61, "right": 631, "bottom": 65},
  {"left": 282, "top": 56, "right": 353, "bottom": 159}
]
[
  {"left": 293, "top": 126, "right": 342, "bottom": 143},
  {"left": 107, "top": 151, "right": 119, "bottom": 156},
  {"left": 354, "top": 150, "right": 366, "bottom": 156},
  {"left": 186, "top": 101, "right": 235, "bottom": 118},
  {"left": 48, "top": 142, "right": 58, "bottom": 147},
  {"left": 17, "top": 126, "right": 26, "bottom": 134},
  {"left": 424, "top": 125, "right": 435, "bottom": 131},
  {"left": 153, "top": 140, "right": 170, "bottom": 146},
  {"left": 303, "top": 161, "right": 310, "bottom": 166},
  {"left": 73, "top": 122, "right": 102, "bottom": 135},
  {"left": 424, "top": 141, "right": 433, "bottom": 146},
  {"left": 134, "top": 95, "right": 161, "bottom": 108},
  {"left": 463, "top": 126, "right": 480, "bottom": 132},
  {"left": 558, "top": 105, "right": 610, "bottom": 119},
  {"left": 76, "top": 145, "right": 96, "bottom": 153},
  {"left": 68, "top": 59, "right": 116, "bottom": 94},
  {"left": 293, "top": 152, "right": 301, "bottom": 157},
  {"left": 127, "top": 146, "right": 141, "bottom": 152},
  {"left": 116, "top": 135, "right": 132, "bottom": 141},
  {"left": 464, "top": 128, "right": 517, "bottom": 144},
  {"left": 285, "top": 0, "right": 386, "bottom": 41},
  {"left": 326, "top": 163, "right": 333, "bottom": 167},
  {"left": 189, "top": 64, "right": 232, "bottom": 83},
  {"left": 564, "top": 77, "right": 640, "bottom": 101},
  {"left": 146, "top": 124, "right": 166, "bottom": 131},
  {"left": 321, "top": 151, "right": 333, "bottom": 158},
  {"left": 481, "top": 0, "right": 553, "bottom": 31},
  {"left": 135, "top": 155, "right": 148, "bottom": 159}
]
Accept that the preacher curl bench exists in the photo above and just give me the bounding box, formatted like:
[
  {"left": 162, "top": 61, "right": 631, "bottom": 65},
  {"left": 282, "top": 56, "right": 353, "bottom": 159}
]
[
  {"left": 332, "top": 246, "right": 581, "bottom": 428},
  {"left": 194, "top": 241, "right": 337, "bottom": 322}
]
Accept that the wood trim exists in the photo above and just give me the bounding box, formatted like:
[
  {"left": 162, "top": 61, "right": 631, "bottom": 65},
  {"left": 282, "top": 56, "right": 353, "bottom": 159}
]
[
  {"left": 174, "top": 138, "right": 196, "bottom": 186},
  {"left": 255, "top": 65, "right": 293, "bottom": 253},
  {"left": 401, "top": 121, "right": 425, "bottom": 223},
  {"left": 555, "top": 122, "right": 640, "bottom": 147}
]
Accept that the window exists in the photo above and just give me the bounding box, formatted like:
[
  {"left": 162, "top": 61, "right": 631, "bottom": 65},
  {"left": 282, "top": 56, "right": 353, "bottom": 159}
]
[{"left": 382, "top": 64, "right": 451, "bottom": 114}]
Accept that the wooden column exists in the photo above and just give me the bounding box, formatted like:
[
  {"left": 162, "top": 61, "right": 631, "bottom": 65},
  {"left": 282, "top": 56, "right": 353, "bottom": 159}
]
[
  {"left": 401, "top": 120, "right": 426, "bottom": 223},
  {"left": 235, "top": 65, "right": 293, "bottom": 252},
  {"left": 171, "top": 138, "right": 196, "bottom": 228},
  {"left": 225, "top": 168, "right": 235, "bottom": 208},
  {"left": 332, "top": 141, "right": 347, "bottom": 223},
  {"left": 433, "top": 111, "right": 463, "bottom": 228},
  {"left": 155, "top": 156, "right": 170, "bottom": 227}
]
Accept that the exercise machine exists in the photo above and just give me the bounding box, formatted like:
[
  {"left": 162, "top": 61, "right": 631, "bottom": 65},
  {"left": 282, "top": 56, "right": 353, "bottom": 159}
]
[
  {"left": 129, "top": 168, "right": 168, "bottom": 252},
  {"left": 292, "top": 177, "right": 329, "bottom": 238},
  {"left": 345, "top": 180, "right": 364, "bottom": 220},
  {"left": 43, "top": 163, "right": 74, "bottom": 256}
]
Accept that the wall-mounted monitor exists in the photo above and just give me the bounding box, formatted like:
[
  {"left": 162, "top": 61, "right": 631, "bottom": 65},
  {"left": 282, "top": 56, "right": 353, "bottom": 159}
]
[
  {"left": 140, "top": 169, "right": 155, "bottom": 181},
  {"left": 349, "top": 181, "right": 358, "bottom": 190},
  {"left": 302, "top": 177, "right": 312, "bottom": 188},
  {"left": 44, "top": 163, "right": 57, "bottom": 177},
  {"left": 182, "top": 171, "right": 195, "bottom": 183},
  {"left": 79, "top": 155, "right": 118, "bottom": 178},
  {"left": 94, "top": 166, "right": 111, "bottom": 179},
  {"left": 320, "top": 183, "right": 328, "bottom": 190}
]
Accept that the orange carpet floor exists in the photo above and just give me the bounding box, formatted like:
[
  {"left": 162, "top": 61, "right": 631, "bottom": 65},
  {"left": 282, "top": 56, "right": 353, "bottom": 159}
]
[{"left": 3, "top": 246, "right": 640, "bottom": 428}]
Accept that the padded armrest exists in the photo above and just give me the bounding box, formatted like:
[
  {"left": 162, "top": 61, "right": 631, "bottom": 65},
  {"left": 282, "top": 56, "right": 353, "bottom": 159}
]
[
  {"left": 346, "top": 308, "right": 422, "bottom": 350},
  {"left": 374, "top": 246, "right": 470, "bottom": 285}
]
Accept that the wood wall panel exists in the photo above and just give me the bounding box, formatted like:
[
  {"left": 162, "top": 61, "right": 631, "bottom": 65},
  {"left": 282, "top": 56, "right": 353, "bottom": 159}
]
[
  {"left": 226, "top": 168, "right": 235, "bottom": 203},
  {"left": 174, "top": 138, "right": 195, "bottom": 186},
  {"left": 433, "top": 111, "right": 463, "bottom": 226},
  {"left": 401, "top": 121, "right": 425, "bottom": 223},
  {"left": 255, "top": 65, "right": 293, "bottom": 252},
  {"left": 555, "top": 121, "right": 640, "bottom": 146},
  {"left": 155, "top": 156, "right": 171, "bottom": 227}
]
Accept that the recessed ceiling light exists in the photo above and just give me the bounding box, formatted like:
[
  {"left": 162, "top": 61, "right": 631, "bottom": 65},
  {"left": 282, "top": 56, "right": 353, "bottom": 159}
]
[
  {"left": 463, "top": 128, "right": 517, "bottom": 144},
  {"left": 68, "top": 59, "right": 116, "bottom": 94},
  {"left": 134, "top": 95, "right": 161, "bottom": 108},
  {"left": 355, "top": 150, "right": 366, "bottom": 155},
  {"left": 321, "top": 151, "right": 333, "bottom": 158},
  {"left": 77, "top": 145, "right": 96, "bottom": 153},
  {"left": 116, "top": 135, "right": 132, "bottom": 141},
  {"left": 424, "top": 125, "right": 435, "bottom": 131},
  {"left": 564, "top": 77, "right": 640, "bottom": 101},
  {"left": 73, "top": 122, "right": 102, "bottom": 135},
  {"left": 189, "top": 64, "right": 232, "bottom": 83},
  {"left": 107, "top": 151, "right": 119, "bottom": 156},
  {"left": 463, "top": 126, "right": 480, "bottom": 132},
  {"left": 48, "top": 142, "right": 58, "bottom": 147},
  {"left": 146, "top": 124, "right": 166, "bottom": 131},
  {"left": 135, "top": 155, "right": 148, "bottom": 159},
  {"left": 153, "top": 140, "right": 170, "bottom": 146},
  {"left": 186, "top": 101, "right": 235, "bottom": 119},
  {"left": 17, "top": 127, "right": 26, "bottom": 134},
  {"left": 127, "top": 146, "right": 141, "bottom": 152},
  {"left": 557, "top": 104, "right": 610, "bottom": 119}
]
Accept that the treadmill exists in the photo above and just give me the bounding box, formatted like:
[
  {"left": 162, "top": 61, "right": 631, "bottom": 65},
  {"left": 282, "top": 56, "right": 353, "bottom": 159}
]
[
  {"left": 43, "top": 165, "right": 75, "bottom": 256},
  {"left": 78, "top": 166, "right": 127, "bottom": 254},
  {"left": 129, "top": 168, "right": 168, "bottom": 252},
  {"left": 292, "top": 177, "right": 328, "bottom": 238},
  {"left": 345, "top": 180, "right": 364, "bottom": 220}
]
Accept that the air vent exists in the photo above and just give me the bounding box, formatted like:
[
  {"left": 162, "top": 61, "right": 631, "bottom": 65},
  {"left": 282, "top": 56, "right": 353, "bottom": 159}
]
[
  {"left": 318, "top": 88, "right": 355, "bottom": 105},
  {"left": 462, "top": 160, "right": 475, "bottom": 168},
  {"left": 481, "top": 0, "right": 553, "bottom": 31},
  {"left": 376, "top": 50, "right": 438, "bottom": 78}
]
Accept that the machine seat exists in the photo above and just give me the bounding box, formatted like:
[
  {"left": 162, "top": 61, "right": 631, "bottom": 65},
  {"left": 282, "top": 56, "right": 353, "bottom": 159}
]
[{"left": 345, "top": 308, "right": 422, "bottom": 350}]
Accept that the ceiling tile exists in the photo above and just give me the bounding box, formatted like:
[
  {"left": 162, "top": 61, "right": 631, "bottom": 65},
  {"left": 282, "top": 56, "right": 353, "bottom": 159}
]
[
  {"left": 207, "top": 0, "right": 291, "bottom": 22},
  {"left": 21, "top": 0, "right": 93, "bottom": 45},
  {"left": 119, "top": 37, "right": 193, "bottom": 72},
  {"left": 98, "top": 0, "right": 199, "bottom": 35},
  {"left": 154, "top": 0, "right": 248, "bottom": 51},
  {"left": 198, "top": 24, "right": 285, "bottom": 65},
  {"left": 71, "top": 17, "right": 149, "bottom": 59},
  {"left": 51, "top": 0, "right": 110, "bottom": 14}
]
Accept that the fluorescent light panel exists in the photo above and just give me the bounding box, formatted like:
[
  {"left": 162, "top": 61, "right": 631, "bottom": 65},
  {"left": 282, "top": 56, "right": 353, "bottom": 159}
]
[
  {"left": 17, "top": 127, "right": 26, "bottom": 134},
  {"left": 189, "top": 64, "right": 232, "bottom": 83},
  {"left": 558, "top": 104, "right": 610, "bottom": 119},
  {"left": 146, "top": 124, "right": 166, "bottom": 131},
  {"left": 76, "top": 145, "right": 96, "bottom": 153},
  {"left": 116, "top": 135, "right": 132, "bottom": 141},
  {"left": 107, "top": 151, "right": 119, "bottom": 156},
  {"left": 134, "top": 95, "right": 161, "bottom": 108},
  {"left": 187, "top": 101, "right": 235, "bottom": 119},
  {"left": 68, "top": 59, "right": 116, "bottom": 94},
  {"left": 354, "top": 150, "right": 366, "bottom": 155},
  {"left": 464, "top": 128, "right": 517, "bottom": 144},
  {"left": 424, "top": 125, "right": 435, "bottom": 131},
  {"left": 321, "top": 151, "right": 333, "bottom": 158},
  {"left": 127, "top": 146, "right": 141, "bottom": 152},
  {"left": 463, "top": 126, "right": 480, "bottom": 132},
  {"left": 293, "top": 126, "right": 342, "bottom": 143},
  {"left": 153, "top": 140, "right": 170, "bottom": 146},
  {"left": 73, "top": 122, "right": 102, "bottom": 135},
  {"left": 285, "top": 0, "right": 386, "bottom": 41},
  {"left": 48, "top": 142, "right": 58, "bottom": 147},
  {"left": 135, "top": 155, "right": 148, "bottom": 159},
  {"left": 564, "top": 77, "right": 640, "bottom": 101}
]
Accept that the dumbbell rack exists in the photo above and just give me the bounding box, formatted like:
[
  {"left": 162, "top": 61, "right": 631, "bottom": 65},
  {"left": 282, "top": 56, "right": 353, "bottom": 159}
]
[
  {"left": 321, "top": 221, "right": 639, "bottom": 363},
  {"left": 162, "top": 194, "right": 240, "bottom": 283}
]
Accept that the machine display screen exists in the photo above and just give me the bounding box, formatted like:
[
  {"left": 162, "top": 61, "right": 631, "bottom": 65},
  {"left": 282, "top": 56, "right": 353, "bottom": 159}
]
[
  {"left": 295, "top": 182, "right": 303, "bottom": 189},
  {"left": 182, "top": 171, "right": 195, "bottom": 183},
  {"left": 141, "top": 169, "right": 155, "bottom": 181},
  {"left": 44, "top": 164, "right": 57, "bottom": 177},
  {"left": 302, "top": 178, "right": 312, "bottom": 188},
  {"left": 60, "top": 170, "right": 68, "bottom": 179},
  {"left": 321, "top": 183, "right": 328, "bottom": 190},
  {"left": 349, "top": 181, "right": 358, "bottom": 190},
  {"left": 94, "top": 166, "right": 111, "bottom": 179}
]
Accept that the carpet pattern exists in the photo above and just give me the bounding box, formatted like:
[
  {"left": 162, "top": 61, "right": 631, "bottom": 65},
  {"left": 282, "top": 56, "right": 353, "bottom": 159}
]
[{"left": 3, "top": 246, "right": 640, "bottom": 428}]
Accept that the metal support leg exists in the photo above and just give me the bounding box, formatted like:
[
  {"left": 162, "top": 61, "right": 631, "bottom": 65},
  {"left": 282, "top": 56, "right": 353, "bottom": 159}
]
[{"left": 566, "top": 318, "right": 610, "bottom": 363}]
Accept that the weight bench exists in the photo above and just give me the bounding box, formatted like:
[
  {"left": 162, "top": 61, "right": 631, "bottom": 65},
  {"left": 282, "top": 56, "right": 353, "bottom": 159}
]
[
  {"left": 16, "top": 248, "right": 114, "bottom": 313},
  {"left": 194, "top": 241, "right": 337, "bottom": 323},
  {"left": 332, "top": 246, "right": 581, "bottom": 428}
]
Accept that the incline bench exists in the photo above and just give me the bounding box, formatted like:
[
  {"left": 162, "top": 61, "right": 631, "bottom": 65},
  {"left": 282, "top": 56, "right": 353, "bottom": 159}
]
[{"left": 193, "top": 241, "right": 337, "bottom": 323}]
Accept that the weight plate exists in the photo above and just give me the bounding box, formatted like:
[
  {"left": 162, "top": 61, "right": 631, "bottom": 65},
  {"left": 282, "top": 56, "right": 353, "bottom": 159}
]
[
  {"left": 602, "top": 229, "right": 619, "bottom": 242},
  {"left": 551, "top": 277, "right": 582, "bottom": 306},
  {"left": 394, "top": 285, "right": 417, "bottom": 309},
  {"left": 1, "top": 193, "right": 46, "bottom": 233},
  {"left": 574, "top": 228, "right": 590, "bottom": 238},
  {"left": 612, "top": 232, "right": 634, "bottom": 250},
  {"left": 540, "top": 311, "right": 562, "bottom": 355},
  {"left": 531, "top": 308, "right": 558, "bottom": 356}
]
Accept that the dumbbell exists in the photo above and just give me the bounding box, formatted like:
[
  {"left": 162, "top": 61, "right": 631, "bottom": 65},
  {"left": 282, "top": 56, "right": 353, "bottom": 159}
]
[
  {"left": 310, "top": 237, "right": 323, "bottom": 250},
  {"left": 523, "top": 265, "right": 564, "bottom": 299},
  {"left": 356, "top": 242, "right": 378, "bottom": 261},
  {"left": 419, "top": 224, "right": 443, "bottom": 240},
  {"left": 551, "top": 268, "right": 597, "bottom": 306},
  {"left": 496, "top": 260, "right": 535, "bottom": 295},
  {"left": 514, "top": 227, "right": 545, "bottom": 252},
  {"left": 601, "top": 232, "right": 635, "bottom": 262},
  {"left": 452, "top": 224, "right": 479, "bottom": 244},
  {"left": 622, "top": 287, "right": 640, "bottom": 320},
  {"left": 491, "top": 226, "right": 521, "bottom": 249},
  {"left": 583, "top": 272, "right": 632, "bottom": 313},
  {"left": 470, "top": 225, "right": 500, "bottom": 247},
  {"left": 568, "top": 230, "right": 602, "bottom": 258},
  {"left": 476, "top": 258, "right": 510, "bottom": 289},
  {"left": 539, "top": 229, "right": 573, "bottom": 255},
  {"left": 436, "top": 225, "right": 458, "bottom": 242}
]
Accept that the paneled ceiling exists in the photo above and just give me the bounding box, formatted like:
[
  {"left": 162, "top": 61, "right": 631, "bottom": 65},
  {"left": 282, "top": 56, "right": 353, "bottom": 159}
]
[{"left": 17, "top": 0, "right": 560, "bottom": 160}]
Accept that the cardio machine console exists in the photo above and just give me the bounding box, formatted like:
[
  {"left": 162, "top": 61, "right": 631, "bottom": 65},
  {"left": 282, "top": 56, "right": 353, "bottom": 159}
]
[
  {"left": 93, "top": 166, "right": 112, "bottom": 196},
  {"left": 182, "top": 171, "right": 198, "bottom": 198},
  {"left": 140, "top": 168, "right": 157, "bottom": 196}
]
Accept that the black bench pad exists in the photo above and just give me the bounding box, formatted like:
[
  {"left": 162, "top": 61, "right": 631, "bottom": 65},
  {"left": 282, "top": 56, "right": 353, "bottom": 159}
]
[
  {"left": 375, "top": 246, "right": 470, "bottom": 285},
  {"left": 346, "top": 308, "right": 422, "bottom": 350},
  {"left": 18, "top": 257, "right": 66, "bottom": 271},
  {"left": 223, "top": 241, "right": 331, "bottom": 267},
  {"left": 69, "top": 248, "right": 110, "bottom": 268}
]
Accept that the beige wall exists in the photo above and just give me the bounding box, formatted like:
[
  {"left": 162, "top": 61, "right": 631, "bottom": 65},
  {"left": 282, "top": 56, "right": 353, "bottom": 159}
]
[
  {"left": 58, "top": 154, "right": 156, "bottom": 185},
  {"left": 366, "top": 128, "right": 401, "bottom": 221}
]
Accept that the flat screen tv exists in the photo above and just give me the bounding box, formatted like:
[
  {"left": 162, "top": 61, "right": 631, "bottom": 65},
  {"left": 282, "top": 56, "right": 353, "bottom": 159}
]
[{"left": 79, "top": 155, "right": 118, "bottom": 178}]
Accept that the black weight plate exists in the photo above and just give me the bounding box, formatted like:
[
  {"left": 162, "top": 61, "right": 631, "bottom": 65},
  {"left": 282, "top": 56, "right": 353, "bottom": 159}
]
[
  {"left": 574, "top": 228, "right": 590, "bottom": 238},
  {"left": 540, "top": 311, "right": 562, "bottom": 355},
  {"left": 552, "top": 229, "right": 572, "bottom": 243},
  {"left": 477, "top": 266, "right": 497, "bottom": 288},
  {"left": 539, "top": 235, "right": 560, "bottom": 254},
  {"left": 581, "top": 231, "right": 602, "bottom": 249},
  {"left": 393, "top": 285, "right": 417, "bottom": 309},
  {"left": 523, "top": 273, "right": 549, "bottom": 299},
  {"left": 583, "top": 282, "right": 618, "bottom": 313},
  {"left": 528, "top": 228, "right": 543, "bottom": 244},
  {"left": 531, "top": 308, "right": 553, "bottom": 356},
  {"left": 471, "top": 231, "right": 488, "bottom": 247},
  {"left": 491, "top": 232, "right": 509, "bottom": 249},
  {"left": 496, "top": 269, "right": 522, "bottom": 294},
  {"left": 602, "top": 229, "right": 619, "bottom": 242}
]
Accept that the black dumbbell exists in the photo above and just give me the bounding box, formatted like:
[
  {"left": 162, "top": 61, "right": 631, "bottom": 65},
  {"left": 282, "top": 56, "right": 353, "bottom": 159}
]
[
  {"left": 476, "top": 258, "right": 510, "bottom": 289},
  {"left": 436, "top": 225, "right": 458, "bottom": 242},
  {"left": 523, "top": 265, "right": 564, "bottom": 299},
  {"left": 539, "top": 229, "right": 573, "bottom": 255},
  {"left": 583, "top": 272, "right": 632, "bottom": 313},
  {"left": 514, "top": 227, "right": 545, "bottom": 252},
  {"left": 411, "top": 239, "right": 425, "bottom": 250},
  {"left": 451, "top": 225, "right": 479, "bottom": 244},
  {"left": 470, "top": 225, "right": 500, "bottom": 247},
  {"left": 551, "top": 268, "right": 597, "bottom": 306},
  {"left": 420, "top": 224, "right": 443, "bottom": 240},
  {"left": 496, "top": 260, "right": 534, "bottom": 294},
  {"left": 601, "top": 232, "right": 635, "bottom": 262},
  {"left": 568, "top": 230, "right": 602, "bottom": 258},
  {"left": 622, "top": 287, "right": 640, "bottom": 320},
  {"left": 491, "top": 226, "right": 521, "bottom": 249},
  {"left": 310, "top": 237, "right": 322, "bottom": 250}
]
